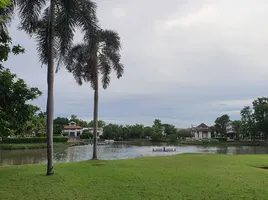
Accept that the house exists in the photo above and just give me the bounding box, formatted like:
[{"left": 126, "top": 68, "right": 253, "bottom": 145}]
[
  {"left": 83, "top": 127, "right": 103, "bottom": 139},
  {"left": 63, "top": 121, "right": 83, "bottom": 138},
  {"left": 226, "top": 123, "right": 236, "bottom": 139},
  {"left": 193, "top": 123, "right": 211, "bottom": 139}
]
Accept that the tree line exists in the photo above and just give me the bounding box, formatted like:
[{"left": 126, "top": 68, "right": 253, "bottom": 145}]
[{"left": 211, "top": 97, "right": 268, "bottom": 141}]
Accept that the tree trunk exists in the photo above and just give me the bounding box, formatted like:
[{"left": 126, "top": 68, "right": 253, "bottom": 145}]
[
  {"left": 92, "top": 64, "right": 99, "bottom": 160},
  {"left": 46, "top": 0, "right": 55, "bottom": 176}
]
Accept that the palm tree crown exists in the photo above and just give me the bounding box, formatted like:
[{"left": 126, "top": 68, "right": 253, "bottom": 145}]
[{"left": 65, "top": 29, "right": 124, "bottom": 89}]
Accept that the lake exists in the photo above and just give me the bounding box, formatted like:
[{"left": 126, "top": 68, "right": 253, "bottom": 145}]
[{"left": 1, "top": 142, "right": 268, "bottom": 166}]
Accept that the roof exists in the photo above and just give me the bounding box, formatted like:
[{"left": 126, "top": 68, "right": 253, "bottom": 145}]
[
  {"left": 64, "top": 126, "right": 82, "bottom": 129},
  {"left": 196, "top": 123, "right": 209, "bottom": 128}
]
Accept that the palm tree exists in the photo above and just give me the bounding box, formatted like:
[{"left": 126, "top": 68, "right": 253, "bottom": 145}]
[
  {"left": 65, "top": 29, "right": 124, "bottom": 159},
  {"left": 7, "top": 0, "right": 97, "bottom": 175}
]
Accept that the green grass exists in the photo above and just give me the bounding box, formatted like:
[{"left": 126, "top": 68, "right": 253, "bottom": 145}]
[
  {"left": 1, "top": 154, "right": 268, "bottom": 200},
  {"left": 0, "top": 142, "right": 87, "bottom": 150}
]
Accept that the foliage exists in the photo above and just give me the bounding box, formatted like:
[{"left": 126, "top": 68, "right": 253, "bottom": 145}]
[
  {"left": 103, "top": 124, "right": 122, "bottom": 140},
  {"left": 177, "top": 129, "right": 192, "bottom": 139},
  {"left": 80, "top": 130, "right": 93, "bottom": 139},
  {"left": 252, "top": 97, "right": 268, "bottom": 140},
  {"left": 162, "top": 124, "right": 177, "bottom": 135},
  {"left": 150, "top": 132, "right": 163, "bottom": 142},
  {"left": 231, "top": 120, "right": 242, "bottom": 139},
  {"left": 0, "top": 0, "right": 24, "bottom": 69},
  {"left": 2, "top": 136, "right": 68, "bottom": 143},
  {"left": 0, "top": 69, "right": 42, "bottom": 136},
  {"left": 214, "top": 114, "right": 230, "bottom": 137},
  {"left": 168, "top": 134, "right": 178, "bottom": 142},
  {"left": 53, "top": 117, "right": 69, "bottom": 135},
  {"left": 88, "top": 120, "right": 106, "bottom": 128},
  {"left": 240, "top": 106, "right": 256, "bottom": 140}
]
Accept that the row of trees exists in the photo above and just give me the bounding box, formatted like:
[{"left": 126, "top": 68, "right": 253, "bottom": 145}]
[
  {"left": 102, "top": 119, "right": 191, "bottom": 142},
  {"left": 211, "top": 97, "right": 268, "bottom": 140},
  {"left": 1, "top": 0, "right": 124, "bottom": 175}
]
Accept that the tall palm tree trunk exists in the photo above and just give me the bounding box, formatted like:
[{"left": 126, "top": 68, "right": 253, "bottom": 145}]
[
  {"left": 46, "top": 0, "right": 55, "bottom": 176},
  {"left": 92, "top": 64, "right": 99, "bottom": 160}
]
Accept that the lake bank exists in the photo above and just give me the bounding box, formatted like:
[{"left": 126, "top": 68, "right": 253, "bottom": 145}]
[
  {"left": 1, "top": 154, "right": 268, "bottom": 199},
  {"left": 180, "top": 140, "right": 268, "bottom": 146},
  {"left": 0, "top": 141, "right": 88, "bottom": 150}
]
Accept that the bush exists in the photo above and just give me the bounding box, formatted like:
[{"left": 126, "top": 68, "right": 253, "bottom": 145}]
[
  {"left": 80, "top": 132, "right": 93, "bottom": 139},
  {"left": 2, "top": 136, "right": 68, "bottom": 143},
  {"left": 218, "top": 138, "right": 227, "bottom": 142},
  {"left": 36, "top": 133, "right": 46, "bottom": 137},
  {"left": 168, "top": 134, "right": 178, "bottom": 142}
]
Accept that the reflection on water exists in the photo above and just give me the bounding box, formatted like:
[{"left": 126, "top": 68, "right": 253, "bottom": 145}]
[{"left": 1, "top": 143, "right": 268, "bottom": 166}]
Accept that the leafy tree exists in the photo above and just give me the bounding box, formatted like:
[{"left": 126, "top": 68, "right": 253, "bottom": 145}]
[
  {"left": 168, "top": 134, "right": 178, "bottom": 142},
  {"left": 231, "top": 120, "right": 242, "bottom": 139},
  {"left": 177, "top": 129, "right": 192, "bottom": 139},
  {"left": 24, "top": 112, "right": 46, "bottom": 136},
  {"left": 53, "top": 117, "right": 69, "bottom": 135},
  {"left": 65, "top": 29, "right": 124, "bottom": 160},
  {"left": 252, "top": 97, "right": 268, "bottom": 140},
  {"left": 0, "top": 69, "right": 42, "bottom": 136},
  {"left": 162, "top": 124, "right": 177, "bottom": 135},
  {"left": 103, "top": 124, "right": 121, "bottom": 140},
  {"left": 240, "top": 106, "right": 256, "bottom": 140},
  {"left": 143, "top": 126, "right": 154, "bottom": 138},
  {"left": 0, "top": 0, "right": 24, "bottom": 69},
  {"left": 214, "top": 114, "right": 230, "bottom": 138},
  {"left": 80, "top": 129, "right": 93, "bottom": 139},
  {"left": 88, "top": 120, "right": 106, "bottom": 128}
]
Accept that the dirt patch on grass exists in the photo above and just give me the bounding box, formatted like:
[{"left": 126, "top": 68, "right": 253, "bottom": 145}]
[{"left": 256, "top": 166, "right": 268, "bottom": 170}]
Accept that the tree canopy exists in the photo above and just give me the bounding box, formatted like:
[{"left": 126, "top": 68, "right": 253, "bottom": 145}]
[{"left": 0, "top": 69, "right": 42, "bottom": 136}]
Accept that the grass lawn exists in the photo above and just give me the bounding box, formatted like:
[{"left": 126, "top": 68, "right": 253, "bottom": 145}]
[{"left": 1, "top": 154, "right": 268, "bottom": 200}]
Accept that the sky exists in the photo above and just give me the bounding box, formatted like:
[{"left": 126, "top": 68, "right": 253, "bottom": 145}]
[{"left": 5, "top": 0, "right": 268, "bottom": 128}]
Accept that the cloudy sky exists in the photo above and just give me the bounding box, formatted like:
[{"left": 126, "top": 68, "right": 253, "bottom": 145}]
[{"left": 5, "top": 0, "right": 268, "bottom": 127}]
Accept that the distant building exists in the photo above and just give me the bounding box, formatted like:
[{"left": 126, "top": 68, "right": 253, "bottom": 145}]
[
  {"left": 226, "top": 123, "right": 236, "bottom": 139},
  {"left": 193, "top": 123, "right": 212, "bottom": 139},
  {"left": 63, "top": 121, "right": 83, "bottom": 138},
  {"left": 83, "top": 127, "right": 103, "bottom": 139}
]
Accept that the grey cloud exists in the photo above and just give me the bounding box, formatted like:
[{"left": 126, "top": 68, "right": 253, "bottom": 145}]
[{"left": 5, "top": 0, "right": 268, "bottom": 127}]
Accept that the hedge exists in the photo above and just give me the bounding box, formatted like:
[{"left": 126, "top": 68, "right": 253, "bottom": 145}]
[{"left": 2, "top": 136, "right": 68, "bottom": 144}]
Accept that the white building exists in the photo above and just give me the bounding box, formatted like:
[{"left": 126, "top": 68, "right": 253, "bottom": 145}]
[
  {"left": 193, "top": 123, "right": 211, "bottom": 140},
  {"left": 226, "top": 123, "right": 236, "bottom": 139},
  {"left": 63, "top": 121, "right": 83, "bottom": 138},
  {"left": 83, "top": 127, "right": 103, "bottom": 139}
]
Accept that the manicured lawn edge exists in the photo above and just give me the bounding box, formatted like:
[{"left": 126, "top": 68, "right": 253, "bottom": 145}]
[{"left": 0, "top": 142, "right": 88, "bottom": 150}]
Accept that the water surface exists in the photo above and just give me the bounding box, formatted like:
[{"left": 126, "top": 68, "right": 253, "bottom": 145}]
[{"left": 1, "top": 143, "right": 268, "bottom": 166}]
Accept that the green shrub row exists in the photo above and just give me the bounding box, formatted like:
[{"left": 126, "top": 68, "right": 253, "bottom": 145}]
[
  {"left": 80, "top": 134, "right": 93, "bottom": 139},
  {"left": 2, "top": 136, "right": 68, "bottom": 144}
]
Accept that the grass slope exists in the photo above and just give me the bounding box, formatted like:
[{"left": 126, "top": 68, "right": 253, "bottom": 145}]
[{"left": 1, "top": 154, "right": 268, "bottom": 200}]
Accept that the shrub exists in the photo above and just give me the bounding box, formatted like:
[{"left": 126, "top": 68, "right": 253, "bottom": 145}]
[
  {"left": 218, "top": 138, "right": 227, "bottom": 142},
  {"left": 80, "top": 132, "right": 93, "bottom": 139},
  {"left": 168, "top": 134, "right": 178, "bottom": 142},
  {"left": 2, "top": 136, "right": 68, "bottom": 143},
  {"left": 36, "top": 133, "right": 46, "bottom": 137}
]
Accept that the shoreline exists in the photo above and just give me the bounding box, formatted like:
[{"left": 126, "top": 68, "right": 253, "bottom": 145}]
[{"left": 0, "top": 141, "right": 88, "bottom": 150}]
